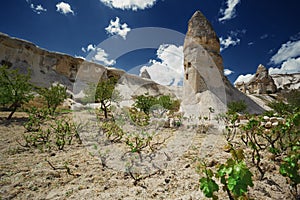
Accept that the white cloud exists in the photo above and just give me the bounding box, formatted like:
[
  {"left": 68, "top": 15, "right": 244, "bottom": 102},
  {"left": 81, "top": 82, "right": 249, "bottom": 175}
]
[
  {"left": 139, "top": 44, "right": 183, "bottom": 86},
  {"left": 87, "top": 44, "right": 96, "bottom": 52},
  {"left": 219, "top": 0, "right": 241, "bottom": 22},
  {"left": 234, "top": 74, "right": 255, "bottom": 85},
  {"left": 75, "top": 55, "right": 86, "bottom": 60},
  {"left": 105, "top": 17, "right": 131, "bottom": 39},
  {"left": 56, "top": 2, "right": 74, "bottom": 15},
  {"left": 270, "top": 39, "right": 300, "bottom": 65},
  {"left": 269, "top": 57, "right": 300, "bottom": 74},
  {"left": 248, "top": 42, "right": 254, "bottom": 46},
  {"left": 27, "top": 1, "right": 47, "bottom": 14},
  {"left": 220, "top": 36, "right": 240, "bottom": 51},
  {"left": 92, "top": 48, "right": 116, "bottom": 66},
  {"left": 81, "top": 44, "right": 115, "bottom": 65},
  {"left": 100, "top": 0, "right": 157, "bottom": 11},
  {"left": 224, "top": 69, "right": 234, "bottom": 76},
  {"left": 82, "top": 44, "right": 96, "bottom": 53}
]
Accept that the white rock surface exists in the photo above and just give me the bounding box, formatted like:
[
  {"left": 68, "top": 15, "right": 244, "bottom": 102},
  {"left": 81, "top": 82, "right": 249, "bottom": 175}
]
[{"left": 271, "top": 73, "right": 300, "bottom": 90}]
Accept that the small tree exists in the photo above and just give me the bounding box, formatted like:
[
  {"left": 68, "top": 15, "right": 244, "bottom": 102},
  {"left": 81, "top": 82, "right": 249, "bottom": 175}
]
[
  {"left": 134, "top": 94, "right": 180, "bottom": 116},
  {"left": 0, "top": 65, "right": 33, "bottom": 120},
  {"left": 134, "top": 93, "right": 156, "bottom": 115},
  {"left": 38, "top": 84, "right": 67, "bottom": 115},
  {"left": 84, "top": 78, "right": 120, "bottom": 119}
]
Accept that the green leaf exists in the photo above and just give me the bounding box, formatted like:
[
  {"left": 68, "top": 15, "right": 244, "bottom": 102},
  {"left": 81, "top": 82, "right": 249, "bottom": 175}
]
[
  {"left": 200, "top": 178, "right": 219, "bottom": 198},
  {"left": 227, "top": 177, "right": 236, "bottom": 191}
]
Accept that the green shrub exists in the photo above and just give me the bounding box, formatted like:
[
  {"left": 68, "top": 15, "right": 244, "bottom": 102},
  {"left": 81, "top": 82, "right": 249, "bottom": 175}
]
[
  {"left": 286, "top": 89, "right": 300, "bottom": 109},
  {"left": 38, "top": 84, "right": 67, "bottom": 115},
  {"left": 84, "top": 78, "right": 121, "bottom": 119},
  {"left": 102, "top": 121, "right": 124, "bottom": 142},
  {"left": 125, "top": 131, "right": 153, "bottom": 153},
  {"left": 0, "top": 65, "right": 33, "bottom": 119},
  {"left": 133, "top": 93, "right": 180, "bottom": 116},
  {"left": 198, "top": 148, "right": 253, "bottom": 200},
  {"left": 134, "top": 94, "right": 157, "bottom": 115},
  {"left": 227, "top": 100, "right": 247, "bottom": 114},
  {"left": 268, "top": 101, "right": 293, "bottom": 115}
]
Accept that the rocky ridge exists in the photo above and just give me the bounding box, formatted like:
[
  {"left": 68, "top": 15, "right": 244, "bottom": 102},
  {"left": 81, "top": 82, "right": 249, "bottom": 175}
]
[{"left": 272, "top": 73, "right": 300, "bottom": 91}]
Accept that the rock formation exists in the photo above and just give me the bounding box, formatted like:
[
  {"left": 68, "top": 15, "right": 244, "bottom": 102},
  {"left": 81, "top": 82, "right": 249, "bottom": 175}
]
[
  {"left": 235, "top": 64, "right": 277, "bottom": 94},
  {"left": 182, "top": 11, "right": 265, "bottom": 115},
  {"left": 185, "top": 11, "right": 223, "bottom": 73},
  {"left": 0, "top": 33, "right": 89, "bottom": 89},
  {"left": 0, "top": 33, "right": 172, "bottom": 101},
  {"left": 140, "top": 68, "right": 151, "bottom": 79},
  {"left": 271, "top": 73, "right": 300, "bottom": 91},
  {"left": 0, "top": 10, "right": 267, "bottom": 116}
]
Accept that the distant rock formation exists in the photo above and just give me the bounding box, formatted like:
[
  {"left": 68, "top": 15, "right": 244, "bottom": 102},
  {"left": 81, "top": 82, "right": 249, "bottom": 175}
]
[
  {"left": 271, "top": 73, "right": 300, "bottom": 91},
  {"left": 140, "top": 68, "right": 151, "bottom": 79},
  {"left": 235, "top": 64, "right": 277, "bottom": 94},
  {"left": 182, "top": 11, "right": 265, "bottom": 115}
]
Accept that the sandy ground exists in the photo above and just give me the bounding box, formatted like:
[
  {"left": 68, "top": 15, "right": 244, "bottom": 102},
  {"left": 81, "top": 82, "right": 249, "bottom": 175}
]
[{"left": 0, "top": 111, "right": 296, "bottom": 200}]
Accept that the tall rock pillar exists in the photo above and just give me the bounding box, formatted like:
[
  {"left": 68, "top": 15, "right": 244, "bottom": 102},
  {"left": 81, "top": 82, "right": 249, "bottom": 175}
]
[{"left": 183, "top": 11, "right": 226, "bottom": 103}]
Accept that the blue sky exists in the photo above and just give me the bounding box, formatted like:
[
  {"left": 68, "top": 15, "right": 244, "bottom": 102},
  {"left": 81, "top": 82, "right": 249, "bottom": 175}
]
[{"left": 0, "top": 0, "right": 299, "bottom": 85}]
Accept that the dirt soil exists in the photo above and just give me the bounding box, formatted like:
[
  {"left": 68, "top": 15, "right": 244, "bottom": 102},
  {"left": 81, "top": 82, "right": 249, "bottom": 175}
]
[{"left": 0, "top": 112, "right": 296, "bottom": 200}]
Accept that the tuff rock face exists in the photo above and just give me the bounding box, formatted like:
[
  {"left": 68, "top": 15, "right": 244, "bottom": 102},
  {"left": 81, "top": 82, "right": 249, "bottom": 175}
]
[
  {"left": 0, "top": 33, "right": 78, "bottom": 89},
  {"left": 185, "top": 11, "right": 223, "bottom": 73},
  {"left": 271, "top": 73, "right": 300, "bottom": 91},
  {"left": 0, "top": 33, "right": 172, "bottom": 99},
  {"left": 182, "top": 11, "right": 265, "bottom": 115},
  {"left": 235, "top": 64, "right": 277, "bottom": 94}
]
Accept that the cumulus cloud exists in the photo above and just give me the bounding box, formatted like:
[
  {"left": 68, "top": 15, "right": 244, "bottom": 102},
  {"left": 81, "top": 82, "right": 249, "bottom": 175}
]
[
  {"left": 92, "top": 48, "right": 116, "bottom": 66},
  {"left": 82, "top": 44, "right": 96, "bottom": 53},
  {"left": 139, "top": 44, "right": 183, "bottom": 86},
  {"left": 220, "top": 36, "right": 240, "bottom": 51},
  {"left": 105, "top": 17, "right": 131, "bottom": 39},
  {"left": 224, "top": 69, "right": 234, "bottom": 76},
  {"left": 234, "top": 74, "right": 255, "bottom": 85},
  {"left": 81, "top": 44, "right": 115, "bottom": 65},
  {"left": 270, "top": 39, "right": 300, "bottom": 65},
  {"left": 269, "top": 57, "right": 300, "bottom": 74},
  {"left": 219, "top": 0, "right": 241, "bottom": 22},
  {"left": 56, "top": 2, "right": 74, "bottom": 15},
  {"left": 100, "top": 0, "right": 157, "bottom": 11}
]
